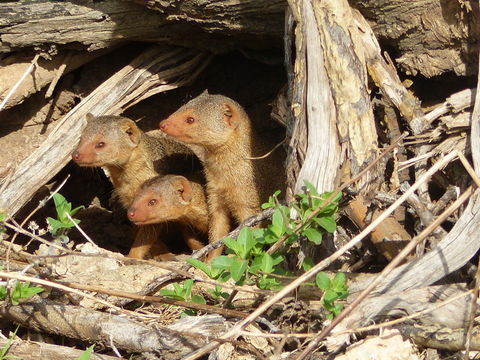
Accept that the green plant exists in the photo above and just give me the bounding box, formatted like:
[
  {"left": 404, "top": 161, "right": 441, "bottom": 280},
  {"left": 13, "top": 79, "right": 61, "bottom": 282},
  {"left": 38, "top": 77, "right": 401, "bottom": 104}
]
[
  {"left": 46, "top": 193, "right": 84, "bottom": 242},
  {"left": 0, "top": 213, "right": 6, "bottom": 234},
  {"left": 76, "top": 345, "right": 94, "bottom": 360},
  {"left": 0, "top": 281, "right": 44, "bottom": 305},
  {"left": 316, "top": 272, "right": 348, "bottom": 319},
  {"left": 187, "top": 181, "right": 345, "bottom": 316},
  {"left": 0, "top": 326, "right": 20, "bottom": 360},
  {"left": 159, "top": 279, "right": 206, "bottom": 316}
]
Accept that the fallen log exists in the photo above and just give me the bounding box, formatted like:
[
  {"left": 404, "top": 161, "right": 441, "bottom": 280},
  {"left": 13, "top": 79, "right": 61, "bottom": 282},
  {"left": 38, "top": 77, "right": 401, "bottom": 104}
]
[
  {"left": 0, "top": 338, "right": 119, "bottom": 360},
  {"left": 0, "top": 0, "right": 284, "bottom": 53},
  {"left": 0, "top": 298, "right": 228, "bottom": 358}
]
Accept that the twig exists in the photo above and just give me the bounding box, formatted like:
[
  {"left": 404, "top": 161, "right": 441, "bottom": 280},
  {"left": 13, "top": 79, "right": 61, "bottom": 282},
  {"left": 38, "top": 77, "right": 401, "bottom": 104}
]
[
  {"left": 296, "top": 181, "right": 473, "bottom": 359},
  {"left": 183, "top": 150, "right": 459, "bottom": 360},
  {"left": 0, "top": 55, "right": 40, "bottom": 111},
  {"left": 65, "top": 213, "right": 100, "bottom": 250},
  {"left": 0, "top": 271, "right": 126, "bottom": 314},
  {"left": 8, "top": 175, "right": 71, "bottom": 263},
  {"left": 335, "top": 289, "right": 474, "bottom": 336},
  {"left": 1, "top": 222, "right": 269, "bottom": 297},
  {"left": 60, "top": 281, "right": 249, "bottom": 319},
  {"left": 237, "top": 287, "right": 473, "bottom": 338},
  {"left": 267, "top": 132, "right": 408, "bottom": 255},
  {"left": 45, "top": 51, "right": 72, "bottom": 98}
]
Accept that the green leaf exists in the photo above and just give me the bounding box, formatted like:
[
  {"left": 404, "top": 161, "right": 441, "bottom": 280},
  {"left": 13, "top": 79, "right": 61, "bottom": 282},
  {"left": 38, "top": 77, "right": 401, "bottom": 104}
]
[
  {"left": 183, "top": 279, "right": 193, "bottom": 299},
  {"left": 302, "top": 257, "right": 314, "bottom": 271},
  {"left": 313, "top": 216, "right": 336, "bottom": 233},
  {"left": 230, "top": 259, "right": 248, "bottom": 283},
  {"left": 258, "top": 275, "right": 280, "bottom": 290},
  {"left": 0, "top": 213, "right": 6, "bottom": 222},
  {"left": 259, "top": 253, "right": 274, "bottom": 273},
  {"left": 0, "top": 285, "right": 6, "bottom": 300},
  {"left": 302, "top": 228, "right": 323, "bottom": 244},
  {"left": 303, "top": 180, "right": 320, "bottom": 197},
  {"left": 70, "top": 205, "right": 85, "bottom": 217},
  {"left": 76, "top": 345, "right": 94, "bottom": 360},
  {"left": 332, "top": 273, "right": 347, "bottom": 291},
  {"left": 10, "top": 282, "right": 43, "bottom": 305},
  {"left": 324, "top": 289, "right": 338, "bottom": 303},
  {"left": 191, "top": 294, "right": 206, "bottom": 304},
  {"left": 211, "top": 256, "right": 234, "bottom": 270},
  {"left": 316, "top": 272, "right": 330, "bottom": 290},
  {"left": 271, "top": 208, "right": 285, "bottom": 237},
  {"left": 186, "top": 258, "right": 212, "bottom": 278},
  {"left": 236, "top": 228, "right": 255, "bottom": 259},
  {"left": 223, "top": 237, "right": 242, "bottom": 256}
]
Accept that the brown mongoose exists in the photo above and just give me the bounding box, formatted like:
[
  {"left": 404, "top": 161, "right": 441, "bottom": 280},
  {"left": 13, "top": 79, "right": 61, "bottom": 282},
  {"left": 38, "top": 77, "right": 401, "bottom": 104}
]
[
  {"left": 159, "top": 91, "right": 285, "bottom": 259},
  {"left": 72, "top": 113, "right": 198, "bottom": 260},
  {"left": 127, "top": 175, "right": 208, "bottom": 251}
]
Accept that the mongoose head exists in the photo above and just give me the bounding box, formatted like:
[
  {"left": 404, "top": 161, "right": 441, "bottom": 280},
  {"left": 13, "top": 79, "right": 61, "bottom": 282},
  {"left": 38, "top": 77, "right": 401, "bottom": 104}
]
[
  {"left": 159, "top": 91, "right": 247, "bottom": 147},
  {"left": 72, "top": 114, "right": 142, "bottom": 167},
  {"left": 127, "top": 175, "right": 193, "bottom": 225}
]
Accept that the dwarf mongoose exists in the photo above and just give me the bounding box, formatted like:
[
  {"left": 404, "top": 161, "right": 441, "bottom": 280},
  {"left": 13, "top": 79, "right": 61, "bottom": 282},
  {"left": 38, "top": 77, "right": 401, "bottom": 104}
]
[
  {"left": 72, "top": 114, "right": 197, "bottom": 259},
  {"left": 128, "top": 175, "right": 208, "bottom": 251},
  {"left": 159, "top": 92, "right": 285, "bottom": 258}
]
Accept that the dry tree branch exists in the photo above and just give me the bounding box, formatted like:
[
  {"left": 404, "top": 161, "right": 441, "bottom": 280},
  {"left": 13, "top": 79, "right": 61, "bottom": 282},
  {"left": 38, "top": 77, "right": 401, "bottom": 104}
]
[
  {"left": 183, "top": 148, "right": 458, "bottom": 360},
  {"left": 297, "top": 183, "right": 473, "bottom": 359}
]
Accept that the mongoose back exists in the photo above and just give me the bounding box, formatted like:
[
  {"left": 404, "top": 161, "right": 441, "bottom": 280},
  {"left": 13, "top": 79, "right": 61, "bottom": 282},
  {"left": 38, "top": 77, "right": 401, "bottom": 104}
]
[
  {"left": 159, "top": 92, "right": 285, "bottom": 258},
  {"left": 127, "top": 175, "right": 208, "bottom": 251},
  {"left": 72, "top": 114, "right": 197, "bottom": 259}
]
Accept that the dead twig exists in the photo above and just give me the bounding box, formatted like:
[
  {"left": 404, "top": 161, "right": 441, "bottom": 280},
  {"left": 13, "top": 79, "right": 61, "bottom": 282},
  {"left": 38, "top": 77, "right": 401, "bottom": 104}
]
[
  {"left": 297, "top": 180, "right": 473, "bottom": 359},
  {"left": 183, "top": 143, "right": 457, "bottom": 360}
]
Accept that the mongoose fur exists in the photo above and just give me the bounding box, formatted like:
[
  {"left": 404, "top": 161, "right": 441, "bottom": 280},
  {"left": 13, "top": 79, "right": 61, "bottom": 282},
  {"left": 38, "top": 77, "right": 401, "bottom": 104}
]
[
  {"left": 159, "top": 92, "right": 285, "bottom": 259},
  {"left": 128, "top": 175, "right": 208, "bottom": 251},
  {"left": 72, "top": 114, "right": 197, "bottom": 259}
]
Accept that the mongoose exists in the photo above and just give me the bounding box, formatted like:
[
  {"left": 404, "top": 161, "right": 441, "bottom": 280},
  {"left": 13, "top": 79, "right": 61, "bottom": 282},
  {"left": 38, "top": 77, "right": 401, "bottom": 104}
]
[
  {"left": 127, "top": 175, "right": 208, "bottom": 251},
  {"left": 72, "top": 114, "right": 198, "bottom": 260},
  {"left": 159, "top": 91, "right": 285, "bottom": 259}
]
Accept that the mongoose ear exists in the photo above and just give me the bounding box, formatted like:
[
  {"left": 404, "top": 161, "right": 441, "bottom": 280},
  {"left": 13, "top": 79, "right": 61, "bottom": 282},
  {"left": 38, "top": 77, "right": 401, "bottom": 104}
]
[
  {"left": 177, "top": 176, "right": 192, "bottom": 203},
  {"left": 223, "top": 103, "right": 238, "bottom": 128},
  {"left": 85, "top": 113, "right": 95, "bottom": 122},
  {"left": 120, "top": 119, "right": 141, "bottom": 145}
]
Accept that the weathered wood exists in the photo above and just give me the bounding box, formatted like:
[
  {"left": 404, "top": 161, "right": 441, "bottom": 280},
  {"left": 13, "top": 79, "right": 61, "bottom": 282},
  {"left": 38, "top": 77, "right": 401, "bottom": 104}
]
[
  {"left": 1, "top": 298, "right": 227, "bottom": 357},
  {"left": 0, "top": 45, "right": 210, "bottom": 216},
  {"left": 399, "top": 324, "right": 480, "bottom": 351},
  {"left": 344, "top": 284, "right": 475, "bottom": 330},
  {"left": 0, "top": 50, "right": 106, "bottom": 110},
  {"left": 349, "top": 188, "right": 480, "bottom": 295},
  {"left": 285, "top": 0, "right": 341, "bottom": 197},
  {"left": 0, "top": 339, "right": 119, "bottom": 360},
  {"left": 350, "top": 0, "right": 479, "bottom": 77},
  {"left": 0, "top": 0, "right": 284, "bottom": 53}
]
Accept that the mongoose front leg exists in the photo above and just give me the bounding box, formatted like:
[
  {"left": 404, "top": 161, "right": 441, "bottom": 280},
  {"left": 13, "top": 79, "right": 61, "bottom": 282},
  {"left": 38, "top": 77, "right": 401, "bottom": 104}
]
[
  {"left": 128, "top": 224, "right": 174, "bottom": 260},
  {"left": 180, "top": 226, "right": 205, "bottom": 251},
  {"left": 207, "top": 194, "right": 231, "bottom": 261}
]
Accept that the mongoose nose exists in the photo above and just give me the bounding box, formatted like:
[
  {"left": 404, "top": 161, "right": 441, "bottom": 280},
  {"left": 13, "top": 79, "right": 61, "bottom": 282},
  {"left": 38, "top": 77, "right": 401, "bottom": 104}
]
[
  {"left": 127, "top": 209, "right": 136, "bottom": 219},
  {"left": 72, "top": 151, "right": 80, "bottom": 161},
  {"left": 159, "top": 122, "right": 167, "bottom": 131}
]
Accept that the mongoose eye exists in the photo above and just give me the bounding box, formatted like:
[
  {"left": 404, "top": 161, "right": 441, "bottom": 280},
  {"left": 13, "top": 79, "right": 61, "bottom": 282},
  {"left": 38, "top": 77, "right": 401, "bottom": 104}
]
[
  {"left": 148, "top": 199, "right": 157, "bottom": 207},
  {"left": 95, "top": 142, "right": 105, "bottom": 149},
  {"left": 185, "top": 117, "right": 195, "bottom": 124}
]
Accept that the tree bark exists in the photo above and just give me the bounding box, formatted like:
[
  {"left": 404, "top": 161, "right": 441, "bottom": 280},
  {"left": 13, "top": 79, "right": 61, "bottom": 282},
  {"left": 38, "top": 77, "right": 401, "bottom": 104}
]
[
  {"left": 0, "top": 0, "right": 285, "bottom": 53},
  {"left": 350, "top": 0, "right": 479, "bottom": 77}
]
